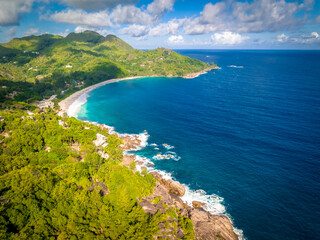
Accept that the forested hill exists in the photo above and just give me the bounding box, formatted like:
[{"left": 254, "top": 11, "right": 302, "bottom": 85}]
[
  {"left": 0, "top": 31, "right": 213, "bottom": 106},
  {"left": 0, "top": 30, "right": 205, "bottom": 239},
  {"left": 0, "top": 32, "right": 237, "bottom": 240}
]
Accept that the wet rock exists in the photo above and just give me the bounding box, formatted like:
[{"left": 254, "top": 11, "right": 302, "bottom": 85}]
[
  {"left": 164, "top": 179, "right": 186, "bottom": 196},
  {"left": 135, "top": 160, "right": 144, "bottom": 165},
  {"left": 150, "top": 171, "right": 163, "bottom": 180},
  {"left": 120, "top": 135, "right": 141, "bottom": 151},
  {"left": 192, "top": 201, "right": 206, "bottom": 208}
]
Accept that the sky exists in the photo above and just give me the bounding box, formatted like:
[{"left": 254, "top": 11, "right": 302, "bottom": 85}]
[{"left": 0, "top": 0, "right": 319, "bottom": 49}]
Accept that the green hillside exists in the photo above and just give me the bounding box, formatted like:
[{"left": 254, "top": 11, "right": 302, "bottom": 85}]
[
  {"left": 0, "top": 109, "right": 194, "bottom": 239},
  {"left": 0, "top": 31, "right": 215, "bottom": 239},
  {"left": 0, "top": 31, "right": 213, "bottom": 106}
]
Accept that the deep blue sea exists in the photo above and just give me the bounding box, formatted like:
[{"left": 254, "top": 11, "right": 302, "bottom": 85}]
[{"left": 77, "top": 50, "right": 320, "bottom": 240}]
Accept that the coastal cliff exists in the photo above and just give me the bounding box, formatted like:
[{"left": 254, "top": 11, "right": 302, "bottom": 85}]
[{"left": 119, "top": 136, "right": 239, "bottom": 240}]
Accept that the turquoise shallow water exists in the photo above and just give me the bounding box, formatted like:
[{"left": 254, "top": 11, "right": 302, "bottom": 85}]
[{"left": 78, "top": 50, "right": 320, "bottom": 240}]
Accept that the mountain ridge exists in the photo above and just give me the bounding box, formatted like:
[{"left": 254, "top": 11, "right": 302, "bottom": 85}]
[{"left": 0, "top": 31, "right": 215, "bottom": 106}]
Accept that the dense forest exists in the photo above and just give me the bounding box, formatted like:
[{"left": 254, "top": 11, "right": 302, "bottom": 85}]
[
  {"left": 0, "top": 107, "right": 194, "bottom": 239},
  {"left": 0, "top": 31, "right": 217, "bottom": 239}
]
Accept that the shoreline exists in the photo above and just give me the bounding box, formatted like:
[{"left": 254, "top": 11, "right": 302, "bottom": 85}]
[
  {"left": 58, "top": 66, "right": 220, "bottom": 115},
  {"left": 58, "top": 76, "right": 146, "bottom": 115},
  {"left": 57, "top": 71, "right": 243, "bottom": 239}
]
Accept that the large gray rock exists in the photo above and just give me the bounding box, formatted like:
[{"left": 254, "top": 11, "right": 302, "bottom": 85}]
[
  {"left": 150, "top": 171, "right": 186, "bottom": 196},
  {"left": 139, "top": 200, "right": 158, "bottom": 215},
  {"left": 190, "top": 209, "right": 238, "bottom": 240}
]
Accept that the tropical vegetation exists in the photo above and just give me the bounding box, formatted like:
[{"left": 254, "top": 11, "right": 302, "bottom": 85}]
[
  {"left": 0, "top": 31, "right": 214, "bottom": 106},
  {"left": 0, "top": 31, "right": 214, "bottom": 239}
]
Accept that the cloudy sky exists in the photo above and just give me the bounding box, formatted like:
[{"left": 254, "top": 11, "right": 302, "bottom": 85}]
[{"left": 0, "top": 0, "right": 319, "bottom": 49}]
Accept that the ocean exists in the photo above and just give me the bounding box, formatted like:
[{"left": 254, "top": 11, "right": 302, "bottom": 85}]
[{"left": 76, "top": 50, "right": 320, "bottom": 240}]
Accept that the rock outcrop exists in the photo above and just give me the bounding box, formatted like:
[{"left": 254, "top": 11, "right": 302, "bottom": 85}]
[
  {"left": 151, "top": 172, "right": 186, "bottom": 197},
  {"left": 146, "top": 171, "right": 239, "bottom": 240},
  {"left": 93, "top": 133, "right": 108, "bottom": 148},
  {"left": 120, "top": 154, "right": 135, "bottom": 167},
  {"left": 192, "top": 201, "right": 206, "bottom": 208},
  {"left": 87, "top": 179, "right": 109, "bottom": 196},
  {"left": 120, "top": 135, "right": 142, "bottom": 151},
  {"left": 190, "top": 209, "right": 238, "bottom": 240}
]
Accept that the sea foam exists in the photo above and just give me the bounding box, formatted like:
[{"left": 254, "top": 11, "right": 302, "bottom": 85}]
[
  {"left": 228, "top": 65, "right": 244, "bottom": 68},
  {"left": 67, "top": 92, "right": 89, "bottom": 118},
  {"left": 132, "top": 145, "right": 245, "bottom": 240}
]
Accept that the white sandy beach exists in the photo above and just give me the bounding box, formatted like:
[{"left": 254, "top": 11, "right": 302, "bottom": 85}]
[
  {"left": 58, "top": 76, "right": 146, "bottom": 116},
  {"left": 58, "top": 67, "right": 218, "bottom": 117}
]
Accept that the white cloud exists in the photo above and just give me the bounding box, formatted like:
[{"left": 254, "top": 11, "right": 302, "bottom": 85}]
[
  {"left": 276, "top": 32, "right": 320, "bottom": 44},
  {"left": 24, "top": 28, "right": 40, "bottom": 36},
  {"left": 49, "top": 0, "right": 176, "bottom": 28},
  {"left": 110, "top": 5, "right": 153, "bottom": 25},
  {"left": 57, "top": 28, "right": 70, "bottom": 37},
  {"left": 147, "top": 0, "right": 176, "bottom": 17},
  {"left": 201, "top": 2, "right": 226, "bottom": 24},
  {"left": 0, "top": 0, "right": 36, "bottom": 26},
  {"left": 49, "top": 9, "right": 112, "bottom": 27},
  {"left": 300, "top": 0, "right": 314, "bottom": 10},
  {"left": 167, "top": 35, "right": 184, "bottom": 44},
  {"left": 277, "top": 33, "right": 289, "bottom": 42},
  {"left": 58, "top": 0, "right": 138, "bottom": 10},
  {"left": 109, "top": 0, "right": 177, "bottom": 26},
  {"left": 74, "top": 26, "right": 109, "bottom": 36},
  {"left": 149, "top": 18, "right": 186, "bottom": 36},
  {"left": 184, "top": 0, "right": 313, "bottom": 35},
  {"left": 118, "top": 18, "right": 186, "bottom": 38},
  {"left": 6, "top": 26, "right": 18, "bottom": 37},
  {"left": 211, "top": 32, "right": 249, "bottom": 45},
  {"left": 311, "top": 32, "right": 319, "bottom": 38},
  {"left": 299, "top": 32, "right": 320, "bottom": 43},
  {"left": 119, "top": 24, "right": 150, "bottom": 38}
]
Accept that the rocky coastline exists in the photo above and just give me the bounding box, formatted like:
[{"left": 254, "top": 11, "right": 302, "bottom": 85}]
[
  {"left": 58, "top": 73, "right": 240, "bottom": 240},
  {"left": 183, "top": 66, "right": 221, "bottom": 79},
  {"left": 117, "top": 131, "right": 239, "bottom": 240}
]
